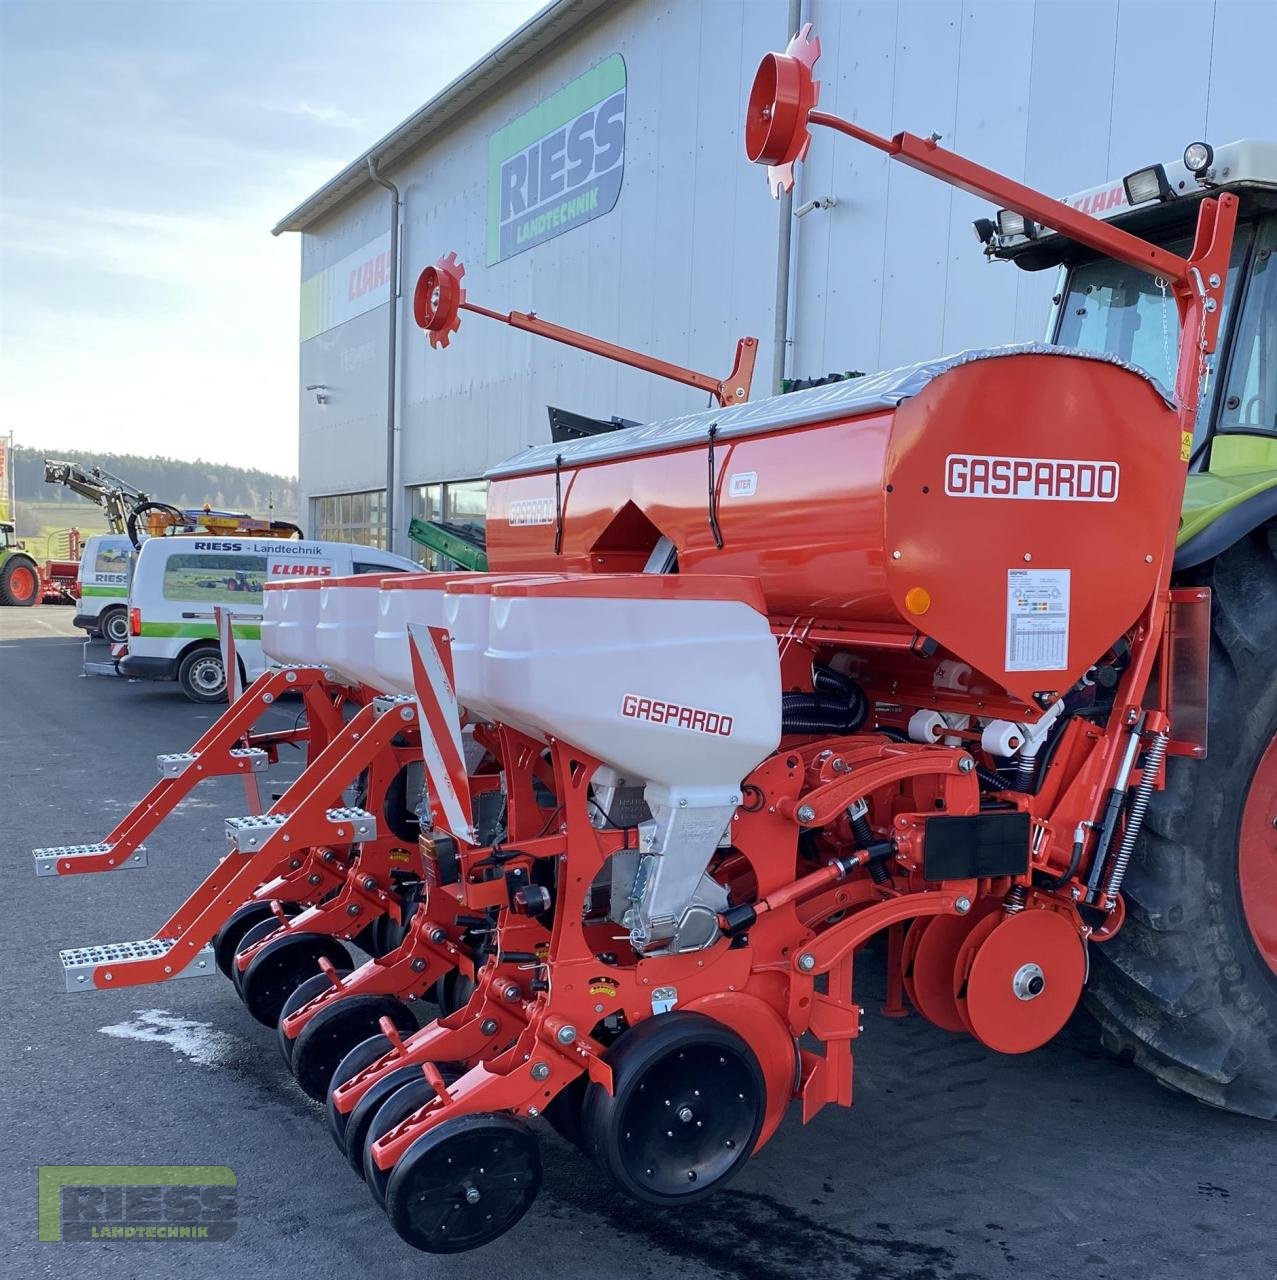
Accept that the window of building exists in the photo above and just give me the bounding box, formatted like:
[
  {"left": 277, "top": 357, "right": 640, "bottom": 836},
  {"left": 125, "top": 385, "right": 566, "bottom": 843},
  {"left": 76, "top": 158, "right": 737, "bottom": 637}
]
[
  {"left": 407, "top": 479, "right": 488, "bottom": 568},
  {"left": 311, "top": 489, "right": 387, "bottom": 548}
]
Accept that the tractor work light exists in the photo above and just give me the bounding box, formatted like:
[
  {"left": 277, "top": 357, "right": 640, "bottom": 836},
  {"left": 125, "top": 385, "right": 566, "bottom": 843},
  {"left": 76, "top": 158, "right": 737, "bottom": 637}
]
[
  {"left": 1184, "top": 141, "right": 1214, "bottom": 176},
  {"left": 995, "top": 209, "right": 1037, "bottom": 240},
  {"left": 972, "top": 217, "right": 996, "bottom": 246},
  {"left": 1123, "top": 164, "right": 1173, "bottom": 206}
]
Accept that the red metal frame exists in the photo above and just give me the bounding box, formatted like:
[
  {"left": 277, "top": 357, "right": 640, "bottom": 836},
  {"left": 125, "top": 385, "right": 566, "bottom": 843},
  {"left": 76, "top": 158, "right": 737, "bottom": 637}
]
[
  {"left": 413, "top": 251, "right": 759, "bottom": 407},
  {"left": 46, "top": 665, "right": 347, "bottom": 876}
]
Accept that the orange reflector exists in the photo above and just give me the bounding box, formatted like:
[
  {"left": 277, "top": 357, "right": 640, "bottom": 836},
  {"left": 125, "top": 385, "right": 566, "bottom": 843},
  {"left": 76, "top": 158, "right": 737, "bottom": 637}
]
[{"left": 904, "top": 587, "right": 931, "bottom": 615}]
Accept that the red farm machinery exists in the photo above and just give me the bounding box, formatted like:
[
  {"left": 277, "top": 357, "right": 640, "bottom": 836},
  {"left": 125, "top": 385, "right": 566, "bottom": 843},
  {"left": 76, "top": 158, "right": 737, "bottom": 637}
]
[{"left": 40, "top": 26, "right": 1277, "bottom": 1255}]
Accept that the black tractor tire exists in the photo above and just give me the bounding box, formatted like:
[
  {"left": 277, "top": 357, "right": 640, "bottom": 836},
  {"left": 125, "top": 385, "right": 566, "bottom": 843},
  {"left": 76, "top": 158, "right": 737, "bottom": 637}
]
[
  {"left": 100, "top": 606, "right": 130, "bottom": 645},
  {"left": 0, "top": 554, "right": 41, "bottom": 607},
  {"left": 1086, "top": 529, "right": 1277, "bottom": 1119}
]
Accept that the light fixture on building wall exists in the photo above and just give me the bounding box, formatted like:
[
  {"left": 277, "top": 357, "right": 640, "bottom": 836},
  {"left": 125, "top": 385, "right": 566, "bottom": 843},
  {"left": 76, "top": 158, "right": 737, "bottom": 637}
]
[
  {"left": 305, "top": 383, "right": 330, "bottom": 406},
  {"left": 794, "top": 194, "right": 837, "bottom": 218}
]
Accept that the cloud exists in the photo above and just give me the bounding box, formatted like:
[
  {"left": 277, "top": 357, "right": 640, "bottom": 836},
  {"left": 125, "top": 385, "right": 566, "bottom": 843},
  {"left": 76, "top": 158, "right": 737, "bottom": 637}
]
[{"left": 263, "top": 99, "right": 367, "bottom": 132}]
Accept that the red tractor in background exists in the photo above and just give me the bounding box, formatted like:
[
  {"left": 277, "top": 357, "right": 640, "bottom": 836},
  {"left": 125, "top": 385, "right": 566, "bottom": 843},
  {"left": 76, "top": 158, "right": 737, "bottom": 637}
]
[{"left": 0, "top": 522, "right": 81, "bottom": 607}]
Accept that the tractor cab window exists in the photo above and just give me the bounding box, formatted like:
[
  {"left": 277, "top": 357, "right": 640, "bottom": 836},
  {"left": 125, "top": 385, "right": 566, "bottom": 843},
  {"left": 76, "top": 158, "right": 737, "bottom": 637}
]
[
  {"left": 1217, "top": 218, "right": 1277, "bottom": 436},
  {"left": 1055, "top": 227, "right": 1251, "bottom": 451}
]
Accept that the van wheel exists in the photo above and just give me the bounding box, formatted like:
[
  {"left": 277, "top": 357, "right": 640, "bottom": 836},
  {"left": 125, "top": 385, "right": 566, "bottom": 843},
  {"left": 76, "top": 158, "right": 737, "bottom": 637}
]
[
  {"left": 178, "top": 645, "right": 229, "bottom": 703},
  {"left": 100, "top": 607, "right": 129, "bottom": 645}
]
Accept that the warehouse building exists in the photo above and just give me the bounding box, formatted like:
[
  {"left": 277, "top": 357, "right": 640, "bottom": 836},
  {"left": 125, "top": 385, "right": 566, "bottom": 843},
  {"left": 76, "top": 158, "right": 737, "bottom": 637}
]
[{"left": 273, "top": 0, "right": 1271, "bottom": 556}]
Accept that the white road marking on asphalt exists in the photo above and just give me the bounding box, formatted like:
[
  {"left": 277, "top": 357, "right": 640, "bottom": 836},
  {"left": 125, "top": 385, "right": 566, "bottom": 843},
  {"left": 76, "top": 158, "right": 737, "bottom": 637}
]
[{"left": 99, "top": 1009, "right": 240, "bottom": 1066}]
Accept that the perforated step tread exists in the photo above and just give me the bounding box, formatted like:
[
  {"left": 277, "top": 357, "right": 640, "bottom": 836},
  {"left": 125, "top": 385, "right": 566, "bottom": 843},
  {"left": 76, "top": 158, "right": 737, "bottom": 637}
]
[
  {"left": 59, "top": 937, "right": 214, "bottom": 992},
  {"left": 157, "top": 748, "right": 268, "bottom": 778},
  {"left": 325, "top": 807, "right": 377, "bottom": 840},
  {"left": 224, "top": 813, "right": 289, "bottom": 851},
  {"left": 33, "top": 843, "right": 147, "bottom": 877}
]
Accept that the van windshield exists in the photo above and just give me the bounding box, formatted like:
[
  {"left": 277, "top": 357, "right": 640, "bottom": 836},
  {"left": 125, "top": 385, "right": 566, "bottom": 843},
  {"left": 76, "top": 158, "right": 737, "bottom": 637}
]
[{"left": 1054, "top": 227, "right": 1251, "bottom": 451}]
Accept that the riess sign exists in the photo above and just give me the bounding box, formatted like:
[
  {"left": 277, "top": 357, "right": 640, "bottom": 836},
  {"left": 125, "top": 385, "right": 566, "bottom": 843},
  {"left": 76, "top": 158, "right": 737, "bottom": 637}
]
[{"left": 486, "top": 54, "right": 626, "bottom": 265}]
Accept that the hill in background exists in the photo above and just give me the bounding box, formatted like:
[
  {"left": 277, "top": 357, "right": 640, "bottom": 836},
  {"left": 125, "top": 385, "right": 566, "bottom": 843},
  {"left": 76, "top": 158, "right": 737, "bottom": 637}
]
[{"left": 8, "top": 446, "right": 299, "bottom": 561}]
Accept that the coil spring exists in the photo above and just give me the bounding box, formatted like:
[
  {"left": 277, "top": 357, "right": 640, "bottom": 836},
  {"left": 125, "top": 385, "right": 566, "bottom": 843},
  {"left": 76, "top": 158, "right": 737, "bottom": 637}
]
[
  {"left": 1003, "top": 884, "right": 1028, "bottom": 914},
  {"left": 1104, "top": 729, "right": 1169, "bottom": 899}
]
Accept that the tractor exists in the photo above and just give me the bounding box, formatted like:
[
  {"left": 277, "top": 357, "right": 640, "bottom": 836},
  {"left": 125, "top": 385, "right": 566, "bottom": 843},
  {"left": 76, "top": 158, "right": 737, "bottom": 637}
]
[
  {"left": 982, "top": 136, "right": 1277, "bottom": 1118},
  {"left": 0, "top": 521, "right": 40, "bottom": 607}
]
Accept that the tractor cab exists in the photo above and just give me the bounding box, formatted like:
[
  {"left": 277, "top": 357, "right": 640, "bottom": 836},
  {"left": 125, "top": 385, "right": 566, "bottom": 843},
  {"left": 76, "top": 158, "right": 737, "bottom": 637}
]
[
  {"left": 1, "top": 521, "right": 23, "bottom": 550},
  {"left": 984, "top": 139, "right": 1277, "bottom": 567}
]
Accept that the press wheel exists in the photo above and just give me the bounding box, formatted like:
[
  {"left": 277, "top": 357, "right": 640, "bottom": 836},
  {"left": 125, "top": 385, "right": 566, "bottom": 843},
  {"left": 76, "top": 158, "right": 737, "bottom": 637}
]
[
  {"left": 362, "top": 1068, "right": 462, "bottom": 1208},
  {"left": 384, "top": 1114, "right": 541, "bottom": 1253},
  {"left": 214, "top": 901, "right": 296, "bottom": 979},
  {"left": 580, "top": 1011, "right": 764, "bottom": 1205},
  {"left": 326, "top": 1033, "right": 397, "bottom": 1150},
  {"left": 239, "top": 932, "right": 353, "bottom": 1027},
  {"left": 289, "top": 995, "right": 417, "bottom": 1102},
  {"left": 277, "top": 970, "right": 351, "bottom": 1067},
  {"left": 231, "top": 917, "right": 282, "bottom": 995}
]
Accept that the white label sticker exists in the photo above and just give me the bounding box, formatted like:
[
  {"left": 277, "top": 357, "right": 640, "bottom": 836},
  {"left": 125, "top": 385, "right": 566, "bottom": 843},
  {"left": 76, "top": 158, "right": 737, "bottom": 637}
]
[
  {"left": 1006, "top": 569, "right": 1070, "bottom": 672},
  {"left": 728, "top": 471, "right": 758, "bottom": 497}
]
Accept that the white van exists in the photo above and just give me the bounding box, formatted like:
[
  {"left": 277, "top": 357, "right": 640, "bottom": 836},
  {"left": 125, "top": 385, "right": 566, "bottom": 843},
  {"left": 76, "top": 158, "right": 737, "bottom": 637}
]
[
  {"left": 73, "top": 534, "right": 135, "bottom": 643},
  {"left": 119, "top": 536, "right": 418, "bottom": 702}
]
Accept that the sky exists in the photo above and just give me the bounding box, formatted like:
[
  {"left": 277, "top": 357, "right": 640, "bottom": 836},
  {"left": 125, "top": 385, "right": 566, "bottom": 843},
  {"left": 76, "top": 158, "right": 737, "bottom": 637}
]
[{"left": 0, "top": 0, "right": 547, "bottom": 476}]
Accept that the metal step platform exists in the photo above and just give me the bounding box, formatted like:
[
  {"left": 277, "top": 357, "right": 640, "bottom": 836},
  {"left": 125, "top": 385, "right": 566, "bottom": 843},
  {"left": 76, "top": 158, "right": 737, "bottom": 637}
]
[
  {"left": 33, "top": 842, "right": 147, "bottom": 877},
  {"left": 325, "top": 806, "right": 378, "bottom": 840},
  {"left": 224, "top": 813, "right": 289, "bottom": 851},
  {"left": 156, "top": 747, "right": 269, "bottom": 778},
  {"left": 60, "top": 938, "right": 215, "bottom": 992},
  {"left": 223, "top": 806, "right": 377, "bottom": 852}
]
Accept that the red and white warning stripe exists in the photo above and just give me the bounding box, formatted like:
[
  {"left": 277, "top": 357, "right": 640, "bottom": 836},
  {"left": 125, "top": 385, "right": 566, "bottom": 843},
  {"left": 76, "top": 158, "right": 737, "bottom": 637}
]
[
  {"left": 408, "top": 623, "right": 475, "bottom": 844},
  {"left": 214, "top": 606, "right": 244, "bottom": 702}
]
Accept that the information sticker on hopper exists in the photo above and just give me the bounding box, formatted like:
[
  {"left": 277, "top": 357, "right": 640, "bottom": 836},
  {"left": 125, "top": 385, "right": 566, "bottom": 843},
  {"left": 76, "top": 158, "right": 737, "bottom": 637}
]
[{"left": 1005, "top": 569, "right": 1070, "bottom": 672}]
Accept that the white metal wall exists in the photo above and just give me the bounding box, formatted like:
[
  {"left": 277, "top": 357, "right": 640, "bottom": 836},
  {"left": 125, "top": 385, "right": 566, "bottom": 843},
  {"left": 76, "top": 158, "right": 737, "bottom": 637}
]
[{"left": 295, "top": 0, "right": 1277, "bottom": 544}]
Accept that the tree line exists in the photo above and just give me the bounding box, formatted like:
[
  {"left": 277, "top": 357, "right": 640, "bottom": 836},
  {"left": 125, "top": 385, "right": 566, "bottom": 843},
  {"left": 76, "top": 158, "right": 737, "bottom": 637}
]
[{"left": 11, "top": 445, "right": 299, "bottom": 517}]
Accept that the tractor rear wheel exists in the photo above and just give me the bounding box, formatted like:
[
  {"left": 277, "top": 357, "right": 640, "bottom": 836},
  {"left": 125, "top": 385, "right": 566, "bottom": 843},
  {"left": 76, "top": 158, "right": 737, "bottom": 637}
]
[
  {"left": 0, "top": 555, "right": 40, "bottom": 607},
  {"left": 1086, "top": 530, "right": 1277, "bottom": 1119}
]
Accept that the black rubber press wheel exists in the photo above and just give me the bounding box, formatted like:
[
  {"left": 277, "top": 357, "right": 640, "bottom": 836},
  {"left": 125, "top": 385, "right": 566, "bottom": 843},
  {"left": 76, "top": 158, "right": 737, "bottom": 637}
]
[
  {"left": 276, "top": 970, "right": 351, "bottom": 1067},
  {"left": 239, "top": 932, "right": 352, "bottom": 1027},
  {"left": 384, "top": 1114, "right": 542, "bottom": 1253},
  {"left": 214, "top": 901, "right": 297, "bottom": 979},
  {"left": 326, "top": 1033, "right": 398, "bottom": 1151},
  {"left": 581, "top": 1012, "right": 765, "bottom": 1205},
  {"left": 289, "top": 995, "right": 417, "bottom": 1103}
]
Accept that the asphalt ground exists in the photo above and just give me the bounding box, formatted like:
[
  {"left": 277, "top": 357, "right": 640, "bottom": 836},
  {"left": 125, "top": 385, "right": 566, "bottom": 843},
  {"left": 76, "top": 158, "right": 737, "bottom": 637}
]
[{"left": 2, "top": 606, "right": 1275, "bottom": 1280}]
